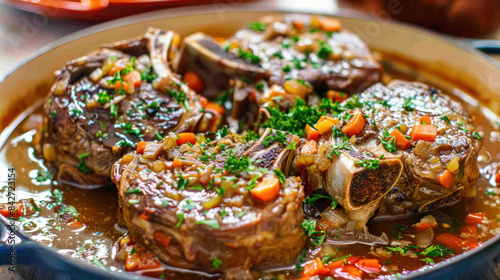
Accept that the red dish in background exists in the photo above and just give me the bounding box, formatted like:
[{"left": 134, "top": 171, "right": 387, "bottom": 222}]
[{"left": 0, "top": 0, "right": 254, "bottom": 20}]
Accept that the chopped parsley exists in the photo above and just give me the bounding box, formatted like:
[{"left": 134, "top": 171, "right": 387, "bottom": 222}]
[
  {"left": 235, "top": 210, "right": 247, "bottom": 218},
  {"left": 176, "top": 175, "right": 189, "bottom": 191},
  {"left": 249, "top": 22, "right": 266, "bottom": 31},
  {"left": 224, "top": 155, "right": 251, "bottom": 173},
  {"left": 216, "top": 186, "right": 225, "bottom": 197},
  {"left": 238, "top": 48, "right": 260, "bottom": 64},
  {"left": 34, "top": 170, "right": 52, "bottom": 183},
  {"left": 328, "top": 140, "right": 351, "bottom": 158},
  {"left": 355, "top": 158, "right": 381, "bottom": 170},
  {"left": 216, "top": 126, "right": 230, "bottom": 139},
  {"left": 196, "top": 219, "right": 220, "bottom": 229},
  {"left": 125, "top": 188, "right": 142, "bottom": 195},
  {"left": 176, "top": 212, "right": 184, "bottom": 227},
  {"left": 286, "top": 142, "right": 297, "bottom": 150},
  {"left": 97, "top": 90, "right": 111, "bottom": 104},
  {"left": 317, "top": 41, "right": 332, "bottom": 59},
  {"left": 110, "top": 104, "right": 118, "bottom": 119},
  {"left": 77, "top": 153, "right": 90, "bottom": 174},
  {"left": 403, "top": 98, "right": 415, "bottom": 111},
  {"left": 420, "top": 258, "right": 434, "bottom": 264},
  {"left": 166, "top": 86, "right": 190, "bottom": 111},
  {"left": 61, "top": 205, "right": 79, "bottom": 221},
  {"left": 382, "top": 129, "right": 397, "bottom": 153},
  {"left": 418, "top": 244, "right": 455, "bottom": 257},
  {"left": 262, "top": 130, "right": 288, "bottom": 147},
  {"left": 162, "top": 199, "right": 169, "bottom": 206},
  {"left": 245, "top": 131, "right": 260, "bottom": 142},
  {"left": 302, "top": 219, "right": 326, "bottom": 247},
  {"left": 212, "top": 257, "right": 223, "bottom": 269},
  {"left": 473, "top": 132, "right": 482, "bottom": 140},
  {"left": 273, "top": 169, "right": 286, "bottom": 183},
  {"left": 305, "top": 193, "right": 338, "bottom": 210},
  {"left": 262, "top": 98, "right": 324, "bottom": 136},
  {"left": 141, "top": 66, "right": 158, "bottom": 83},
  {"left": 440, "top": 115, "right": 450, "bottom": 122},
  {"left": 255, "top": 83, "right": 264, "bottom": 91}
]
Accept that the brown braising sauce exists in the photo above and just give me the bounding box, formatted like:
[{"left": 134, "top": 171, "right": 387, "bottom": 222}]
[{"left": 2, "top": 58, "right": 500, "bottom": 280}]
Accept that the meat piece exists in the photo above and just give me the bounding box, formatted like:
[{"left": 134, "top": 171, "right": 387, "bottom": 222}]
[
  {"left": 297, "top": 80, "right": 481, "bottom": 241},
  {"left": 111, "top": 129, "right": 305, "bottom": 277},
  {"left": 365, "top": 81, "right": 482, "bottom": 216},
  {"left": 176, "top": 14, "right": 381, "bottom": 98},
  {"left": 40, "top": 28, "right": 205, "bottom": 188}
]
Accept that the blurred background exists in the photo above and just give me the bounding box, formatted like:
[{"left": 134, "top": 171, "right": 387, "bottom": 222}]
[{"left": 1, "top": 0, "right": 500, "bottom": 77}]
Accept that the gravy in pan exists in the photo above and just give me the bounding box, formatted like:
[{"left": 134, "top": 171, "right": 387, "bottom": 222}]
[{"left": 2, "top": 59, "right": 500, "bottom": 280}]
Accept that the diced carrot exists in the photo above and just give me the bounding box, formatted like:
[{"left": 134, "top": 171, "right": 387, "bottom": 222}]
[
  {"left": 356, "top": 259, "right": 380, "bottom": 272},
  {"left": 389, "top": 129, "right": 411, "bottom": 150},
  {"left": 344, "top": 257, "right": 360, "bottom": 265},
  {"left": 418, "top": 116, "right": 432, "bottom": 125},
  {"left": 109, "top": 66, "right": 125, "bottom": 76},
  {"left": 465, "top": 212, "right": 485, "bottom": 225},
  {"left": 301, "top": 258, "right": 330, "bottom": 277},
  {"left": 326, "top": 259, "right": 345, "bottom": 270},
  {"left": 0, "top": 203, "right": 25, "bottom": 218},
  {"left": 124, "top": 70, "right": 142, "bottom": 87},
  {"left": 314, "top": 120, "right": 334, "bottom": 135},
  {"left": 460, "top": 225, "right": 478, "bottom": 239},
  {"left": 136, "top": 141, "right": 147, "bottom": 154},
  {"left": 125, "top": 249, "right": 141, "bottom": 271},
  {"left": 314, "top": 120, "right": 335, "bottom": 135},
  {"left": 198, "top": 96, "right": 208, "bottom": 108},
  {"left": 69, "top": 221, "right": 83, "bottom": 229},
  {"left": 176, "top": 133, "right": 196, "bottom": 146},
  {"left": 114, "top": 80, "right": 129, "bottom": 92},
  {"left": 137, "top": 253, "right": 162, "bottom": 270},
  {"left": 438, "top": 170, "right": 454, "bottom": 189},
  {"left": 172, "top": 157, "right": 183, "bottom": 168},
  {"left": 410, "top": 124, "right": 438, "bottom": 142},
  {"left": 213, "top": 37, "right": 226, "bottom": 44},
  {"left": 318, "top": 115, "right": 339, "bottom": 125},
  {"left": 336, "top": 265, "right": 363, "bottom": 278},
  {"left": 140, "top": 208, "right": 155, "bottom": 221},
  {"left": 301, "top": 140, "right": 318, "bottom": 154},
  {"left": 305, "top": 124, "right": 320, "bottom": 141},
  {"left": 153, "top": 231, "right": 171, "bottom": 248},
  {"left": 183, "top": 71, "right": 204, "bottom": 93},
  {"left": 205, "top": 102, "right": 225, "bottom": 115},
  {"left": 293, "top": 20, "right": 305, "bottom": 31},
  {"left": 251, "top": 177, "right": 280, "bottom": 202},
  {"left": 413, "top": 221, "right": 436, "bottom": 233},
  {"left": 436, "top": 233, "right": 464, "bottom": 253},
  {"left": 463, "top": 240, "right": 481, "bottom": 250},
  {"left": 342, "top": 111, "right": 366, "bottom": 137},
  {"left": 319, "top": 18, "right": 342, "bottom": 32},
  {"left": 327, "top": 90, "right": 347, "bottom": 102},
  {"left": 495, "top": 172, "right": 500, "bottom": 184}
]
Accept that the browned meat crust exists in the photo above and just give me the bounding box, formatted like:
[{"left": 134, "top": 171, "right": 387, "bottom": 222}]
[
  {"left": 112, "top": 130, "right": 305, "bottom": 276},
  {"left": 177, "top": 14, "right": 382, "bottom": 99},
  {"left": 40, "top": 29, "right": 204, "bottom": 187}
]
